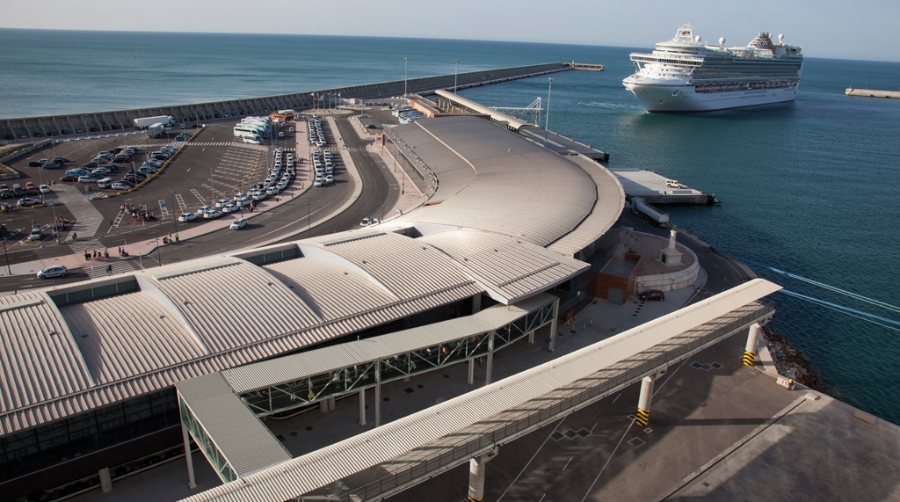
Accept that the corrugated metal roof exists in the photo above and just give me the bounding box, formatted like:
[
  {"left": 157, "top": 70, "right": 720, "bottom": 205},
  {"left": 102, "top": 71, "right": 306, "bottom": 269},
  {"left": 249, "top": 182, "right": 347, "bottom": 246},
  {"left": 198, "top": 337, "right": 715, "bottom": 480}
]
[
  {"left": 548, "top": 155, "right": 626, "bottom": 257},
  {"left": 178, "top": 279, "right": 781, "bottom": 502},
  {"left": 390, "top": 116, "right": 597, "bottom": 247},
  {"left": 263, "top": 256, "right": 396, "bottom": 321},
  {"left": 420, "top": 230, "right": 588, "bottom": 303},
  {"left": 177, "top": 374, "right": 292, "bottom": 477},
  {"left": 148, "top": 261, "right": 322, "bottom": 353},
  {"left": 0, "top": 291, "right": 94, "bottom": 414},
  {"left": 221, "top": 294, "right": 554, "bottom": 394},
  {"left": 60, "top": 292, "right": 207, "bottom": 385}
]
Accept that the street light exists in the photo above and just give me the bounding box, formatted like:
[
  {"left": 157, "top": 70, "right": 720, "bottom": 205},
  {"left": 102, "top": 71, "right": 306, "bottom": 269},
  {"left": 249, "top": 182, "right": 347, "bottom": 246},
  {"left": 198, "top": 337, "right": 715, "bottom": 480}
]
[
  {"left": 404, "top": 58, "right": 409, "bottom": 97},
  {"left": 171, "top": 191, "right": 178, "bottom": 234},
  {"left": 544, "top": 78, "right": 554, "bottom": 145},
  {"left": 154, "top": 230, "right": 162, "bottom": 267},
  {"left": 454, "top": 60, "right": 459, "bottom": 94}
]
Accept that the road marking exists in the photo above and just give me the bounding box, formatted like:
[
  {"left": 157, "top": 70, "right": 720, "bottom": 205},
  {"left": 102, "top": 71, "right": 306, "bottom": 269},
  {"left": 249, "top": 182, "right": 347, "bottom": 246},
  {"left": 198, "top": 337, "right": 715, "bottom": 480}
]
[
  {"left": 612, "top": 393, "right": 621, "bottom": 403},
  {"left": 562, "top": 457, "right": 573, "bottom": 471}
]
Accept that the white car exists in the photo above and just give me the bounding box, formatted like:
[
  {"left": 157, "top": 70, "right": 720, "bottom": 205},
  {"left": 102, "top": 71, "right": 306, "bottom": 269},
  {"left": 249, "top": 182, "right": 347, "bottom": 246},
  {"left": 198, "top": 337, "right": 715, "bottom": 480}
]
[
  {"left": 214, "top": 198, "right": 230, "bottom": 208},
  {"left": 276, "top": 181, "right": 288, "bottom": 191},
  {"left": 222, "top": 203, "right": 240, "bottom": 213},
  {"left": 233, "top": 192, "right": 246, "bottom": 202},
  {"left": 325, "top": 175, "right": 334, "bottom": 184},
  {"left": 111, "top": 182, "right": 131, "bottom": 190},
  {"left": 195, "top": 205, "right": 213, "bottom": 215},
  {"left": 251, "top": 192, "right": 267, "bottom": 201},
  {"left": 237, "top": 197, "right": 251, "bottom": 207},
  {"left": 178, "top": 212, "right": 198, "bottom": 222},
  {"left": 203, "top": 209, "right": 223, "bottom": 219},
  {"left": 230, "top": 218, "right": 248, "bottom": 230},
  {"left": 314, "top": 177, "right": 323, "bottom": 187},
  {"left": 266, "top": 187, "right": 280, "bottom": 196},
  {"left": 39, "top": 184, "right": 51, "bottom": 194},
  {"left": 37, "top": 265, "right": 68, "bottom": 279}
]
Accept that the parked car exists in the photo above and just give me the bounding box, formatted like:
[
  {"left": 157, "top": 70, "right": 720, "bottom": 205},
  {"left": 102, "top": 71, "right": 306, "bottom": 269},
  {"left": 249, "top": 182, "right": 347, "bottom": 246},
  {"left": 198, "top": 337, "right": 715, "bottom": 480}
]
[
  {"left": 111, "top": 182, "right": 132, "bottom": 191},
  {"left": 39, "top": 184, "right": 51, "bottom": 194},
  {"left": 37, "top": 265, "right": 68, "bottom": 279},
  {"left": 203, "top": 209, "right": 223, "bottom": 219},
  {"left": 178, "top": 212, "right": 198, "bottom": 222},
  {"left": 221, "top": 203, "right": 240, "bottom": 214},
  {"left": 78, "top": 175, "right": 98, "bottom": 183},
  {"left": 638, "top": 290, "right": 665, "bottom": 302},
  {"left": 28, "top": 159, "right": 48, "bottom": 167},
  {"left": 230, "top": 218, "right": 248, "bottom": 230},
  {"left": 60, "top": 175, "right": 80, "bottom": 182},
  {"left": 17, "top": 197, "right": 41, "bottom": 207}
]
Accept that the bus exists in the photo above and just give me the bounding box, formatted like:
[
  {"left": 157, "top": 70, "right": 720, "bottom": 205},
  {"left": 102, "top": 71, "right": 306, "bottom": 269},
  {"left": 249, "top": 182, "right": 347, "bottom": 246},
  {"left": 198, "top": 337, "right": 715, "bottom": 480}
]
[{"left": 234, "top": 124, "right": 269, "bottom": 139}]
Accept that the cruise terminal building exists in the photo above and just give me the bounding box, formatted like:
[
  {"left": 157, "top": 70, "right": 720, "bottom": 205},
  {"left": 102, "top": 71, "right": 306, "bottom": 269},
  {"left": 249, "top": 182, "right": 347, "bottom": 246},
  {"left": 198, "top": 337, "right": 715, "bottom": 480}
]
[{"left": 0, "top": 115, "right": 626, "bottom": 499}]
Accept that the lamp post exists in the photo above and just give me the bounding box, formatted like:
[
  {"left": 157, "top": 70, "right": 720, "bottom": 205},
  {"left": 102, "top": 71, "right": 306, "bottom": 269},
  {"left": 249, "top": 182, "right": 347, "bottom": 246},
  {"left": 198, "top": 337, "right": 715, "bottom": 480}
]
[
  {"left": 404, "top": 58, "right": 408, "bottom": 97},
  {"left": 171, "top": 191, "right": 178, "bottom": 234},
  {"left": 454, "top": 60, "right": 459, "bottom": 93},
  {"left": 544, "top": 78, "right": 554, "bottom": 145},
  {"left": 154, "top": 230, "right": 162, "bottom": 267}
]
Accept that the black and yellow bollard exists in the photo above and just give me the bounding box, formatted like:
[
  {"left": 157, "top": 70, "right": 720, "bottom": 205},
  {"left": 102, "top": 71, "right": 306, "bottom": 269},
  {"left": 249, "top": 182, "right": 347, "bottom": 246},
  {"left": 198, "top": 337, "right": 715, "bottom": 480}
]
[
  {"left": 743, "top": 323, "right": 762, "bottom": 367},
  {"left": 635, "top": 408, "right": 651, "bottom": 427},
  {"left": 742, "top": 350, "right": 755, "bottom": 366}
]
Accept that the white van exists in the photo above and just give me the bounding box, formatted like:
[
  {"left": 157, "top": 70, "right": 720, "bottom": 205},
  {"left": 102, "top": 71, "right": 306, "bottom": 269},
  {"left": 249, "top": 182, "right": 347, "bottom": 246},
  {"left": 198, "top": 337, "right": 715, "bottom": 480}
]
[{"left": 97, "top": 177, "right": 114, "bottom": 189}]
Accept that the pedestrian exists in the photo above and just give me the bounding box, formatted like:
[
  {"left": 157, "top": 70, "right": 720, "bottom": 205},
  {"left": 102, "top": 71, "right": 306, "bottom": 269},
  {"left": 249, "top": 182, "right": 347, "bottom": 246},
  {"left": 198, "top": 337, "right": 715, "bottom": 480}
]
[
  {"left": 104, "top": 249, "right": 109, "bottom": 259},
  {"left": 174, "top": 233, "right": 179, "bottom": 242},
  {"left": 84, "top": 251, "right": 90, "bottom": 260},
  {"left": 106, "top": 265, "right": 112, "bottom": 276}
]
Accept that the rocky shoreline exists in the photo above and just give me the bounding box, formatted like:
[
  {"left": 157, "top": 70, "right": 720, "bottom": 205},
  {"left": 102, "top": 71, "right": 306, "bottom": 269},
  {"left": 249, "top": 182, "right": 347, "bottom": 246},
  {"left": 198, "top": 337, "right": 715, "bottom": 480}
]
[{"left": 762, "top": 326, "right": 823, "bottom": 391}]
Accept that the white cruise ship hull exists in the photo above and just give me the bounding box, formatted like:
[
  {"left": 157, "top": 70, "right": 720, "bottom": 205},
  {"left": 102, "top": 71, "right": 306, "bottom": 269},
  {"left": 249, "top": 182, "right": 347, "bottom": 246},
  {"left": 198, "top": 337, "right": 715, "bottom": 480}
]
[{"left": 626, "top": 83, "right": 798, "bottom": 112}]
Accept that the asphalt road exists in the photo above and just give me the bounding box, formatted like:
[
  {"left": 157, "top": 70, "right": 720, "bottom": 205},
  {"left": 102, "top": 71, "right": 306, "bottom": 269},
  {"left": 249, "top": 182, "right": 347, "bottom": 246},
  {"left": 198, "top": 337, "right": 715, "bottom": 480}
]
[{"left": 1, "top": 113, "right": 399, "bottom": 289}]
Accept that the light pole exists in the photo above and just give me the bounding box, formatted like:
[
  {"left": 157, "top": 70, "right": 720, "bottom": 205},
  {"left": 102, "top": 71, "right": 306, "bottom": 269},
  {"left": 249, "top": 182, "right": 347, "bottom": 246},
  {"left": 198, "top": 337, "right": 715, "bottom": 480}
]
[
  {"left": 154, "top": 230, "right": 162, "bottom": 267},
  {"left": 306, "top": 203, "right": 311, "bottom": 238},
  {"left": 544, "top": 78, "right": 554, "bottom": 145},
  {"left": 171, "top": 191, "right": 178, "bottom": 234},
  {"left": 454, "top": 60, "right": 459, "bottom": 93},
  {"left": 404, "top": 58, "right": 408, "bottom": 97}
]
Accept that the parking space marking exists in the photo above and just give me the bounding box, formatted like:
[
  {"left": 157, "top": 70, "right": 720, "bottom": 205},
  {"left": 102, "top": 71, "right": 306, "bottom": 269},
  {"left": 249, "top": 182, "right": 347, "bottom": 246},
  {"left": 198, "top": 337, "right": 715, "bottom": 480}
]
[
  {"left": 175, "top": 193, "right": 188, "bottom": 214},
  {"left": 190, "top": 189, "right": 208, "bottom": 206}
]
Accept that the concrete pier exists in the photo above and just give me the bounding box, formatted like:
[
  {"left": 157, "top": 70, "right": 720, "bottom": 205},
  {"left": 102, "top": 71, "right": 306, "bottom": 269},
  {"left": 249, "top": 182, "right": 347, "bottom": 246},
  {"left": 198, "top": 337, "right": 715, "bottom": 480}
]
[{"left": 845, "top": 87, "right": 900, "bottom": 99}]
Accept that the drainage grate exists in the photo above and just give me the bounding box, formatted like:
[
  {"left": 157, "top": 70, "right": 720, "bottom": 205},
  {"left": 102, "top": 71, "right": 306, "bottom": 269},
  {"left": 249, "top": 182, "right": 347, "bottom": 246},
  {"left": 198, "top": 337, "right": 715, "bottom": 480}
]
[
  {"left": 643, "top": 428, "right": 653, "bottom": 434},
  {"left": 627, "top": 414, "right": 636, "bottom": 421},
  {"left": 628, "top": 437, "right": 646, "bottom": 447},
  {"left": 551, "top": 431, "right": 565, "bottom": 441},
  {"left": 404, "top": 388, "right": 414, "bottom": 394},
  {"left": 691, "top": 362, "right": 703, "bottom": 369},
  {"left": 577, "top": 428, "right": 591, "bottom": 438},
  {"left": 564, "top": 430, "right": 577, "bottom": 439},
  {"left": 710, "top": 362, "right": 723, "bottom": 369}
]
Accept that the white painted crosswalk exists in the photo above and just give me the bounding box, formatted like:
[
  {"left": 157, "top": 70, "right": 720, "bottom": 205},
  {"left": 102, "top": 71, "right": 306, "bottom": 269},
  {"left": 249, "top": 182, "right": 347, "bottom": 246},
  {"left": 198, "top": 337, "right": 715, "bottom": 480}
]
[
  {"left": 124, "top": 141, "right": 295, "bottom": 150},
  {"left": 84, "top": 259, "right": 138, "bottom": 279}
]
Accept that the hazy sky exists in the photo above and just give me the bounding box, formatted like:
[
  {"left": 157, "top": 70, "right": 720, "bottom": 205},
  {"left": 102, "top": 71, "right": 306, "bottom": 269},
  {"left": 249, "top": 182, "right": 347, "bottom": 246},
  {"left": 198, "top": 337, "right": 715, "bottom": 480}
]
[{"left": 3, "top": 0, "right": 898, "bottom": 62}]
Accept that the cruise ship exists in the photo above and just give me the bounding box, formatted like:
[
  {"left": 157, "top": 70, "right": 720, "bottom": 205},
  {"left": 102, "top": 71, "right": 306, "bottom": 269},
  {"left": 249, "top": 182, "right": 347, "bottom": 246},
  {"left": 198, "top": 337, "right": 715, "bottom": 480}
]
[{"left": 623, "top": 26, "right": 803, "bottom": 112}]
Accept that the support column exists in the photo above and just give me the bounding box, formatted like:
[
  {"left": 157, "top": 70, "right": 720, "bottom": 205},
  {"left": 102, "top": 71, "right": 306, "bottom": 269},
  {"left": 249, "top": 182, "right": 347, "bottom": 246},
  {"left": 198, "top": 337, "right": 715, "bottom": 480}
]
[
  {"left": 374, "top": 360, "right": 382, "bottom": 427},
  {"left": 485, "top": 332, "right": 495, "bottom": 386},
  {"left": 743, "top": 323, "right": 762, "bottom": 366},
  {"left": 468, "top": 448, "right": 499, "bottom": 502},
  {"left": 468, "top": 358, "right": 475, "bottom": 385},
  {"left": 527, "top": 330, "right": 535, "bottom": 343},
  {"left": 636, "top": 370, "right": 664, "bottom": 427},
  {"left": 98, "top": 467, "right": 112, "bottom": 493},
  {"left": 358, "top": 388, "right": 367, "bottom": 426},
  {"left": 328, "top": 396, "right": 336, "bottom": 410},
  {"left": 472, "top": 293, "right": 482, "bottom": 314},
  {"left": 181, "top": 421, "right": 197, "bottom": 489},
  {"left": 548, "top": 300, "right": 559, "bottom": 352}
]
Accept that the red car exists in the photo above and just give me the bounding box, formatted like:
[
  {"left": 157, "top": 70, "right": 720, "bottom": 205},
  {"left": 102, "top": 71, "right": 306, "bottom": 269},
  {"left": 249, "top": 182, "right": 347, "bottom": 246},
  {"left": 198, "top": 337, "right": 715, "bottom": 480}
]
[
  {"left": 60, "top": 175, "right": 80, "bottom": 182},
  {"left": 639, "top": 290, "right": 665, "bottom": 301}
]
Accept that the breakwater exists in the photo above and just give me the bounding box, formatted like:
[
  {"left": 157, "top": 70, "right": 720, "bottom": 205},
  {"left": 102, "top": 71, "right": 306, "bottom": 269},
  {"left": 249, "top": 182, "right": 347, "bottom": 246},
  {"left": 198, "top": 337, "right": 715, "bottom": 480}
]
[
  {"left": 845, "top": 87, "right": 900, "bottom": 99},
  {"left": 0, "top": 63, "right": 569, "bottom": 142}
]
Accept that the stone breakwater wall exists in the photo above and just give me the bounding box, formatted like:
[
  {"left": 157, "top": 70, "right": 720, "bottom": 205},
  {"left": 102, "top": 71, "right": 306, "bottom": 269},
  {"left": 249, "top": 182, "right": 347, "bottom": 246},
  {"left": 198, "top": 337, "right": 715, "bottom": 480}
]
[{"left": 1, "top": 63, "right": 570, "bottom": 142}]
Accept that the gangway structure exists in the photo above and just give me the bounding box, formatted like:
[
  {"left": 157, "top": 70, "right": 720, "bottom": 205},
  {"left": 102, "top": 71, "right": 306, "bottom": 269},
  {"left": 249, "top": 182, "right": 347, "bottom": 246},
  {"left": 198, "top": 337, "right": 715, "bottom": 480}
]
[
  {"left": 488, "top": 97, "right": 543, "bottom": 126},
  {"left": 179, "top": 279, "right": 780, "bottom": 502}
]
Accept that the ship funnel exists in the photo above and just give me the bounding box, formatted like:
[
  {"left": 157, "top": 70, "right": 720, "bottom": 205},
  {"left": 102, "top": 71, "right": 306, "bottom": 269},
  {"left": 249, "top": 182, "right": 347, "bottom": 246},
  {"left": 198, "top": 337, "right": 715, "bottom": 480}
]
[
  {"left": 778, "top": 34, "right": 784, "bottom": 42},
  {"left": 719, "top": 37, "right": 725, "bottom": 46},
  {"left": 694, "top": 35, "right": 701, "bottom": 43}
]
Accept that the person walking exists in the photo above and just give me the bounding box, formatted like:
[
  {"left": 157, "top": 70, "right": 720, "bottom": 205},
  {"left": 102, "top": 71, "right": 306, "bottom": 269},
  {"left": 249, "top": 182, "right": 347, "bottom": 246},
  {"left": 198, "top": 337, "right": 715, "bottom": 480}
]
[{"left": 106, "top": 265, "right": 112, "bottom": 276}]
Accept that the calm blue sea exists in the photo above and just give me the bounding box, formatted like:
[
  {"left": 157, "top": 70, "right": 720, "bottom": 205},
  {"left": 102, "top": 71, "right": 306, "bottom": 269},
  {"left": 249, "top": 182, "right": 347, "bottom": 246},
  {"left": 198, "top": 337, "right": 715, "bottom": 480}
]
[{"left": 2, "top": 29, "right": 900, "bottom": 422}]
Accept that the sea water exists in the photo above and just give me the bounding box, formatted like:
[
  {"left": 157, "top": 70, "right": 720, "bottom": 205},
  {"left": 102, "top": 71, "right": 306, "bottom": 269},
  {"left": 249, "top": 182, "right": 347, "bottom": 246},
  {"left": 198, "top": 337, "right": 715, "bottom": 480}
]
[{"left": 2, "top": 29, "right": 899, "bottom": 422}]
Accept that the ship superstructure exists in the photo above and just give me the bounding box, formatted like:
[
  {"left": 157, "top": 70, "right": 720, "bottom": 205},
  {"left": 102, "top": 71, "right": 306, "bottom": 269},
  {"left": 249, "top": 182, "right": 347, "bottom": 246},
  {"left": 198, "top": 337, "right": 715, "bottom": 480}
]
[{"left": 623, "top": 25, "right": 803, "bottom": 112}]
